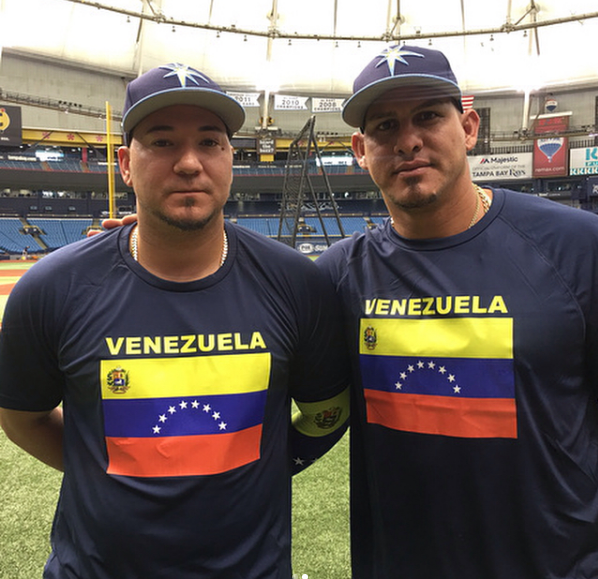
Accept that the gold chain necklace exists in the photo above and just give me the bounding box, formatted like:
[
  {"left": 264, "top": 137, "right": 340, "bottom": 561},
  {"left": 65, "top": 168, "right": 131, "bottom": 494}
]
[
  {"left": 468, "top": 185, "right": 491, "bottom": 228},
  {"left": 130, "top": 226, "right": 229, "bottom": 267}
]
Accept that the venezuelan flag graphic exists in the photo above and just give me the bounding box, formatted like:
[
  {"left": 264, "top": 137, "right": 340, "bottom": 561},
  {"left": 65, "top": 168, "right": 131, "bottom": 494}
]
[
  {"left": 360, "top": 317, "right": 517, "bottom": 439},
  {"left": 100, "top": 353, "right": 271, "bottom": 477}
]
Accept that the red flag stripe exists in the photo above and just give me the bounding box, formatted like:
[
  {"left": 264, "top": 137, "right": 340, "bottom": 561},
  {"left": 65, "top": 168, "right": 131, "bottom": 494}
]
[
  {"left": 365, "top": 389, "right": 517, "bottom": 439},
  {"left": 462, "top": 95, "right": 475, "bottom": 110},
  {"left": 105, "top": 424, "right": 263, "bottom": 477}
]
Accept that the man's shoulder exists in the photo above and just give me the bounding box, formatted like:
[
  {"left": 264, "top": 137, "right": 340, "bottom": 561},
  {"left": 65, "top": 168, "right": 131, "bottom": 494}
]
[
  {"left": 499, "top": 188, "right": 598, "bottom": 232},
  {"left": 501, "top": 187, "right": 591, "bottom": 214},
  {"left": 315, "top": 226, "right": 387, "bottom": 287},
  {"left": 495, "top": 190, "right": 598, "bottom": 275},
  {"left": 318, "top": 223, "right": 386, "bottom": 263},
  {"left": 13, "top": 229, "right": 121, "bottom": 289}
]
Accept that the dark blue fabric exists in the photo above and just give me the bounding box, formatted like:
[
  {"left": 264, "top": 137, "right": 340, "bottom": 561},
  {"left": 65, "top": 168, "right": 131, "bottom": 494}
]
[
  {"left": 318, "top": 189, "right": 598, "bottom": 579},
  {"left": 0, "top": 222, "right": 349, "bottom": 579}
]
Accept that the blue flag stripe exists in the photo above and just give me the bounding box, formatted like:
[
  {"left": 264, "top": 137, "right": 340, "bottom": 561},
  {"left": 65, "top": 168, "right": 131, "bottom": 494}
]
[
  {"left": 103, "top": 391, "right": 267, "bottom": 437},
  {"left": 360, "top": 355, "right": 515, "bottom": 398}
]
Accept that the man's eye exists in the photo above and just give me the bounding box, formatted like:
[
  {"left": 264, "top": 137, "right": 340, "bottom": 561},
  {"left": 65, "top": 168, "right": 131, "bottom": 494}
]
[
  {"left": 417, "top": 111, "right": 440, "bottom": 122},
  {"left": 152, "top": 139, "right": 172, "bottom": 147},
  {"left": 375, "top": 119, "right": 395, "bottom": 131},
  {"left": 201, "top": 138, "right": 219, "bottom": 147}
]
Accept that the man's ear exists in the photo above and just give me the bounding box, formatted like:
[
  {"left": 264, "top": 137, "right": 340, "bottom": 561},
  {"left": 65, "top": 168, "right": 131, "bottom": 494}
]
[
  {"left": 351, "top": 131, "right": 368, "bottom": 170},
  {"left": 117, "top": 146, "right": 133, "bottom": 187},
  {"left": 462, "top": 108, "right": 480, "bottom": 152}
]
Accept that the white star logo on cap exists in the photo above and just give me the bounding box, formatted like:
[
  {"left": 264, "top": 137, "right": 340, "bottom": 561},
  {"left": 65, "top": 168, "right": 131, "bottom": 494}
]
[
  {"left": 160, "top": 63, "right": 210, "bottom": 87},
  {"left": 375, "top": 46, "right": 424, "bottom": 75}
]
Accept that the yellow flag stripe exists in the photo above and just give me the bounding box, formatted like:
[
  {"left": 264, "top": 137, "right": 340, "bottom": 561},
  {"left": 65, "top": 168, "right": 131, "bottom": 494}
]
[
  {"left": 101, "top": 353, "right": 271, "bottom": 399},
  {"left": 360, "top": 317, "right": 513, "bottom": 358}
]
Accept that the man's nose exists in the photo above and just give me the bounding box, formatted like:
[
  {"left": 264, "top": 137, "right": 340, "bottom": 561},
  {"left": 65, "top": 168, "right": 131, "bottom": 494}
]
[
  {"left": 392, "top": 126, "right": 423, "bottom": 156},
  {"left": 174, "top": 147, "right": 203, "bottom": 174}
]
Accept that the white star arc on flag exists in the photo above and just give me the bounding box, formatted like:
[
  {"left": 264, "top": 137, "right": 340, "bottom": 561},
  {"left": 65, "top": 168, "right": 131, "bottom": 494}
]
[
  {"left": 393, "top": 359, "right": 463, "bottom": 395},
  {"left": 152, "top": 398, "right": 228, "bottom": 434}
]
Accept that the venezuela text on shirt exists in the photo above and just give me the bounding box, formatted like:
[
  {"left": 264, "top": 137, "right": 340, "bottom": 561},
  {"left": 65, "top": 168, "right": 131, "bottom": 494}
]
[
  {"left": 104, "top": 331, "right": 267, "bottom": 356},
  {"left": 364, "top": 295, "right": 508, "bottom": 317}
]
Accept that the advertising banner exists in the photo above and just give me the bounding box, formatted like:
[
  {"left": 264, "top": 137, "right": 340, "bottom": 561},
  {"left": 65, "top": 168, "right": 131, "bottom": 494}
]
[
  {"left": 296, "top": 239, "right": 330, "bottom": 256},
  {"left": 570, "top": 147, "right": 598, "bottom": 176},
  {"left": 0, "top": 105, "right": 23, "bottom": 146},
  {"left": 257, "top": 135, "right": 276, "bottom": 155},
  {"left": 586, "top": 176, "right": 598, "bottom": 198},
  {"left": 468, "top": 153, "right": 533, "bottom": 181},
  {"left": 533, "top": 113, "right": 570, "bottom": 177}
]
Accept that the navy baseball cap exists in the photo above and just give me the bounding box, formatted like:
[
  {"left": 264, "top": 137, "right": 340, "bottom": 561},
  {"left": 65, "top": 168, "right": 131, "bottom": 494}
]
[
  {"left": 342, "top": 45, "right": 463, "bottom": 128},
  {"left": 122, "top": 63, "right": 245, "bottom": 143}
]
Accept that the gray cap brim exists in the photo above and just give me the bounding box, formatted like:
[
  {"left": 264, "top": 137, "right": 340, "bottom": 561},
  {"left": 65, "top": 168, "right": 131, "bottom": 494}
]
[{"left": 342, "top": 75, "right": 462, "bottom": 128}]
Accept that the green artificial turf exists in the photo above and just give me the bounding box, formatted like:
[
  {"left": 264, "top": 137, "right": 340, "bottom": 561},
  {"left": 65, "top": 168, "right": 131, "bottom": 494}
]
[
  {"left": 0, "top": 433, "right": 61, "bottom": 578},
  {"left": 0, "top": 429, "right": 350, "bottom": 578},
  {"left": 292, "top": 431, "right": 351, "bottom": 578}
]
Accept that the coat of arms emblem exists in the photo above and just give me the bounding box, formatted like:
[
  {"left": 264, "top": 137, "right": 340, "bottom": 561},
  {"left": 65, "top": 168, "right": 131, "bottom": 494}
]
[
  {"left": 107, "top": 366, "right": 130, "bottom": 394},
  {"left": 314, "top": 406, "right": 343, "bottom": 430},
  {"left": 363, "top": 325, "right": 377, "bottom": 350}
]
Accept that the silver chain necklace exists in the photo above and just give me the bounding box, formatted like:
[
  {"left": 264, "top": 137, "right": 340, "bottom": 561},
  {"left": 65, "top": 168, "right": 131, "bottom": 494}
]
[{"left": 130, "top": 226, "right": 229, "bottom": 267}]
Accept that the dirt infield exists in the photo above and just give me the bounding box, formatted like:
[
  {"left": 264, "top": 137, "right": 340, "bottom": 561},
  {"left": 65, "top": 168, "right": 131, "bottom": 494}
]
[
  {"left": 0, "top": 269, "right": 29, "bottom": 278},
  {"left": 0, "top": 282, "right": 18, "bottom": 295},
  {"left": 0, "top": 272, "right": 29, "bottom": 295}
]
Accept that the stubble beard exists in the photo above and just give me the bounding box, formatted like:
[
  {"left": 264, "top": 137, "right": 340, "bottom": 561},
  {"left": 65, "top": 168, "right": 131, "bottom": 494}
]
[
  {"left": 147, "top": 197, "right": 220, "bottom": 232},
  {"left": 391, "top": 177, "right": 438, "bottom": 211}
]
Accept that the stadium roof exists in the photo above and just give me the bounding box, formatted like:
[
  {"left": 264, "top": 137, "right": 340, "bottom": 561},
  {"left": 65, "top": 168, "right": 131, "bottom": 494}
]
[{"left": 1, "top": 0, "right": 598, "bottom": 97}]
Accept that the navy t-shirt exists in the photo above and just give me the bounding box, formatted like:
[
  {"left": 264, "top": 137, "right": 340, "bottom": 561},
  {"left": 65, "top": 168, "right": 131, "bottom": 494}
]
[
  {"left": 0, "top": 222, "right": 349, "bottom": 579},
  {"left": 318, "top": 189, "right": 598, "bottom": 579}
]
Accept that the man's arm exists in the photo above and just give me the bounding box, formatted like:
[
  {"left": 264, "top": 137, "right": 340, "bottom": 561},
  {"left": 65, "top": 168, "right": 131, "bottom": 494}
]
[
  {"left": 290, "top": 387, "right": 350, "bottom": 474},
  {"left": 0, "top": 407, "right": 64, "bottom": 471}
]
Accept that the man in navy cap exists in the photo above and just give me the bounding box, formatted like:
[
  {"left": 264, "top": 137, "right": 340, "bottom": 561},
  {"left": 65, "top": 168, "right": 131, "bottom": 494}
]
[
  {"left": 0, "top": 63, "right": 350, "bottom": 578},
  {"left": 317, "top": 44, "right": 598, "bottom": 578}
]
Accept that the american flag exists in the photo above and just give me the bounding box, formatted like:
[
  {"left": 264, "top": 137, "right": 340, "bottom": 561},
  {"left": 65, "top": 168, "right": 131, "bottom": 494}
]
[{"left": 462, "top": 95, "right": 475, "bottom": 110}]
